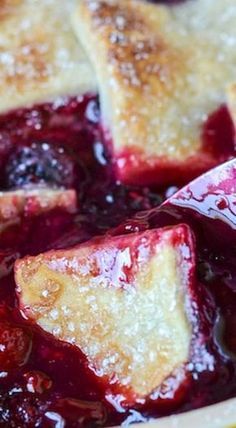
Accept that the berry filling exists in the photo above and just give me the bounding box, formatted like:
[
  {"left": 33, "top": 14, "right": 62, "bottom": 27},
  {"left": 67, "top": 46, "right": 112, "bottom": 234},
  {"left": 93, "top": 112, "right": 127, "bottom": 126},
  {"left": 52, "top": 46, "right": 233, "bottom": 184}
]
[
  {"left": 0, "top": 94, "right": 235, "bottom": 427},
  {"left": 5, "top": 142, "right": 76, "bottom": 190}
]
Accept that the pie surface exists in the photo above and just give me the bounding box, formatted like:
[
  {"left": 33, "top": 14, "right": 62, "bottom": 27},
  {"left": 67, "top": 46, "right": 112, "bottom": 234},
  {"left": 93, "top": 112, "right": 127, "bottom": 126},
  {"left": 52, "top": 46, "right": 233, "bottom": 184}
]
[
  {"left": 74, "top": 0, "right": 236, "bottom": 184},
  {"left": 15, "top": 226, "right": 194, "bottom": 402},
  {"left": 0, "top": 0, "right": 96, "bottom": 113},
  {"left": 0, "top": 0, "right": 235, "bottom": 427}
]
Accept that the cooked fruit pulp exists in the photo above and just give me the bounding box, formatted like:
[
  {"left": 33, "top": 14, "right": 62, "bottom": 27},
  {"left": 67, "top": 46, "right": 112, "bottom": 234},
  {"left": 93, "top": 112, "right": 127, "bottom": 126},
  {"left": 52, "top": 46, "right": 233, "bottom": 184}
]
[{"left": 0, "top": 95, "right": 235, "bottom": 427}]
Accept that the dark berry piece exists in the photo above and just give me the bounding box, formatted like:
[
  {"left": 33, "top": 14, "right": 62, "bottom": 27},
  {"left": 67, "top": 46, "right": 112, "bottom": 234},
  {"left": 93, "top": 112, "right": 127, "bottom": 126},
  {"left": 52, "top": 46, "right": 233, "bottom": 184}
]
[
  {"left": 24, "top": 371, "right": 52, "bottom": 394},
  {"left": 5, "top": 142, "right": 75, "bottom": 189},
  {"left": 0, "top": 392, "right": 50, "bottom": 427},
  {"left": 45, "top": 398, "right": 107, "bottom": 427},
  {"left": 0, "top": 322, "right": 32, "bottom": 369}
]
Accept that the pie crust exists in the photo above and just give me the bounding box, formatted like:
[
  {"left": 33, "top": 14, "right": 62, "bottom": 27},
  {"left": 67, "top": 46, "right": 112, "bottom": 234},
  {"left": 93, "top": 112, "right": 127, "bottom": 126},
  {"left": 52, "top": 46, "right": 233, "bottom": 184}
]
[
  {"left": 74, "top": 0, "right": 236, "bottom": 184},
  {"left": 0, "top": 0, "right": 236, "bottom": 425},
  {"left": 0, "top": 0, "right": 96, "bottom": 113},
  {"left": 15, "top": 225, "right": 194, "bottom": 402}
]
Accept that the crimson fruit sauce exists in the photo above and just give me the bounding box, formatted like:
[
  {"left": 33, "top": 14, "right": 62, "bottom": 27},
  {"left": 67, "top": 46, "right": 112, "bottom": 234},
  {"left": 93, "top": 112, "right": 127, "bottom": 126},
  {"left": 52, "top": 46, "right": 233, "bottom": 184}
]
[{"left": 0, "top": 92, "right": 235, "bottom": 427}]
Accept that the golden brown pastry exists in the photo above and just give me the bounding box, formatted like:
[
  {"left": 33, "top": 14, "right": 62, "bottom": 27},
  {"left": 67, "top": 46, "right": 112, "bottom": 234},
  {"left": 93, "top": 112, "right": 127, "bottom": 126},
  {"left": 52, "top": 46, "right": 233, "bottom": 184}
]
[
  {"left": 228, "top": 84, "right": 236, "bottom": 130},
  {"left": 0, "top": 187, "right": 77, "bottom": 232},
  {"left": 0, "top": 0, "right": 96, "bottom": 113},
  {"left": 73, "top": 0, "right": 236, "bottom": 185},
  {"left": 15, "top": 225, "right": 195, "bottom": 403}
]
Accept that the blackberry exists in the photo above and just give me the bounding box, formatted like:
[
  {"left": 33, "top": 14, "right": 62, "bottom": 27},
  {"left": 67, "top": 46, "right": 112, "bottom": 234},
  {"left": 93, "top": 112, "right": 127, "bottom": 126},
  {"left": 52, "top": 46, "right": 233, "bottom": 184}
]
[{"left": 5, "top": 142, "right": 75, "bottom": 189}]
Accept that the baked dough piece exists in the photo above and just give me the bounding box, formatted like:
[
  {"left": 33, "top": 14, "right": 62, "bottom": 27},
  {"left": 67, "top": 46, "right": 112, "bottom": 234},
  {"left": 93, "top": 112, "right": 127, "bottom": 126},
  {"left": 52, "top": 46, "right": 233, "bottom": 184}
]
[
  {"left": 73, "top": 0, "right": 236, "bottom": 185},
  {"left": 0, "top": 187, "right": 77, "bottom": 232},
  {"left": 0, "top": 0, "right": 96, "bottom": 114},
  {"left": 227, "top": 84, "right": 236, "bottom": 129},
  {"left": 15, "top": 225, "right": 195, "bottom": 403}
]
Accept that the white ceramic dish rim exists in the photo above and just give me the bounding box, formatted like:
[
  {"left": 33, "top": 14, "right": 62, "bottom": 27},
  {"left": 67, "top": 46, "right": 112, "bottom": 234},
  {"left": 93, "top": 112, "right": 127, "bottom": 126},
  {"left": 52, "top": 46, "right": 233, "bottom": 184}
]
[{"left": 129, "top": 398, "right": 236, "bottom": 428}]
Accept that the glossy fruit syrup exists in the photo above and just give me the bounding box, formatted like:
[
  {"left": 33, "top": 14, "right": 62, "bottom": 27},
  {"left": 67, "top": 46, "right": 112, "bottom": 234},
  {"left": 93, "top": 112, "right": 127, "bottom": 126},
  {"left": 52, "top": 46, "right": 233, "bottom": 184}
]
[{"left": 0, "top": 95, "right": 235, "bottom": 427}]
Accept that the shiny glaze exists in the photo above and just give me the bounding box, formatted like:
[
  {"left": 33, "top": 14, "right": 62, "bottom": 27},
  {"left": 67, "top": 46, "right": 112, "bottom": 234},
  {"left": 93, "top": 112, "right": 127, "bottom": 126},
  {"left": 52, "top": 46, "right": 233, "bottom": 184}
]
[{"left": 0, "top": 95, "right": 235, "bottom": 427}]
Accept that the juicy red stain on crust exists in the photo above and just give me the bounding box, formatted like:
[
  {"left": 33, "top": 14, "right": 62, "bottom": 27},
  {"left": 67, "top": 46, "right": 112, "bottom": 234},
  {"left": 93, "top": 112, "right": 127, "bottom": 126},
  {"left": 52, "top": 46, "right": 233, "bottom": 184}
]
[
  {"left": 115, "top": 104, "right": 235, "bottom": 186},
  {"left": 202, "top": 104, "right": 236, "bottom": 159},
  {"left": 80, "top": 224, "right": 194, "bottom": 291},
  {"left": 115, "top": 148, "right": 223, "bottom": 186},
  {"left": 0, "top": 95, "right": 235, "bottom": 426}
]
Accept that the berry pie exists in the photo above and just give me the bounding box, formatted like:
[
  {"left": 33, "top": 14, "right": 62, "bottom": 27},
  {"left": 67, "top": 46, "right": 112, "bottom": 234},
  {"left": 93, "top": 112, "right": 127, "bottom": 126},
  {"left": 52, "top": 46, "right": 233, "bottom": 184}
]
[{"left": 0, "top": 0, "right": 236, "bottom": 427}]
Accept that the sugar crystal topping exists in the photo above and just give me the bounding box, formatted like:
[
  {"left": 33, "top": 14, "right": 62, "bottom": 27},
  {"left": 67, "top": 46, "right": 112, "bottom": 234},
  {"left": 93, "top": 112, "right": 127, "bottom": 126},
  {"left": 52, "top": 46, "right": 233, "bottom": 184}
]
[
  {"left": 15, "top": 226, "right": 194, "bottom": 401},
  {"left": 75, "top": 0, "right": 236, "bottom": 162},
  {"left": 0, "top": 0, "right": 96, "bottom": 113}
]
